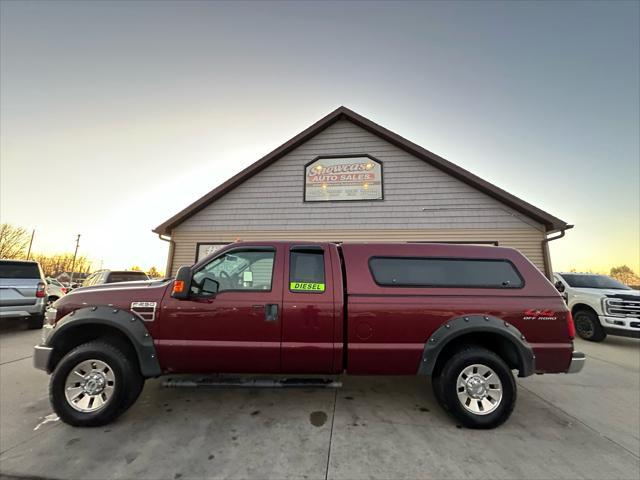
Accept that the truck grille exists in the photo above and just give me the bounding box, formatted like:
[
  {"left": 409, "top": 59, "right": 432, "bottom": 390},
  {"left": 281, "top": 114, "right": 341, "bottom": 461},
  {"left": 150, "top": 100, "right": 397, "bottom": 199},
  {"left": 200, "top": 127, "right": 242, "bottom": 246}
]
[{"left": 604, "top": 296, "right": 640, "bottom": 318}]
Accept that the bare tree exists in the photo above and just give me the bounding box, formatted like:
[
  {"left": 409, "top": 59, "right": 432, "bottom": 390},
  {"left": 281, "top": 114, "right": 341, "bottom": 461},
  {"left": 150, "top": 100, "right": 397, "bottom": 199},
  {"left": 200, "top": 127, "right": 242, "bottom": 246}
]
[
  {"left": 610, "top": 265, "right": 640, "bottom": 286},
  {"left": 32, "top": 253, "right": 93, "bottom": 277},
  {"left": 0, "top": 223, "right": 31, "bottom": 259},
  {"left": 147, "top": 266, "right": 164, "bottom": 278}
]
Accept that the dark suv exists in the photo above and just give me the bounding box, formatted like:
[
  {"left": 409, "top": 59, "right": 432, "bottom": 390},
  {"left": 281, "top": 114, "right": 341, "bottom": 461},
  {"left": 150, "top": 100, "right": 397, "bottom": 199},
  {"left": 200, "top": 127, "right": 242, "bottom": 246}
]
[
  {"left": 0, "top": 260, "right": 46, "bottom": 329},
  {"left": 81, "top": 270, "right": 150, "bottom": 287}
]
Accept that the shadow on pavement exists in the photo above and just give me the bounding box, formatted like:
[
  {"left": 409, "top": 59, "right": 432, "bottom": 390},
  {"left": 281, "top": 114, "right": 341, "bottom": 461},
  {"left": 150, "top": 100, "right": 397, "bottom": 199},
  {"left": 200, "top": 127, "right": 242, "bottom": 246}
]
[{"left": 0, "top": 318, "right": 30, "bottom": 334}]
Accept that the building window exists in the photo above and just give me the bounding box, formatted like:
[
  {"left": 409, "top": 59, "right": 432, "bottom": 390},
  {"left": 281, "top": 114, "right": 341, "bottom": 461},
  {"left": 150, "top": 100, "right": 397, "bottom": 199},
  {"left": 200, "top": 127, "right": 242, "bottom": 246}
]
[
  {"left": 368, "top": 257, "right": 523, "bottom": 289},
  {"left": 289, "top": 249, "right": 325, "bottom": 293}
]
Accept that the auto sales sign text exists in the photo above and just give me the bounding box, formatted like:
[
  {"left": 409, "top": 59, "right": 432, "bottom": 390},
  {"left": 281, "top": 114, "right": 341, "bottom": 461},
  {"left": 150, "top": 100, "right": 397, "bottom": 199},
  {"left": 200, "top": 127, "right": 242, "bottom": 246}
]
[{"left": 305, "top": 156, "right": 383, "bottom": 202}]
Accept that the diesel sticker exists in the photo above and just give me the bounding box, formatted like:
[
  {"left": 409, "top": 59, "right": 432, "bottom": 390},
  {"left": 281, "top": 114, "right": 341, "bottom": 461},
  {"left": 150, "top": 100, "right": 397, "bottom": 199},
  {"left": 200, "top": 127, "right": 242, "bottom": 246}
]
[{"left": 290, "top": 282, "right": 325, "bottom": 292}]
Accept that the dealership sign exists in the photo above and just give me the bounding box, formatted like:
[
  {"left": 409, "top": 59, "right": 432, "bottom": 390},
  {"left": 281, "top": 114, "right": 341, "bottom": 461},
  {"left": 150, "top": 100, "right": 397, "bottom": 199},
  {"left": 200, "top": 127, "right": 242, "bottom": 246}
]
[{"left": 304, "top": 156, "right": 383, "bottom": 202}]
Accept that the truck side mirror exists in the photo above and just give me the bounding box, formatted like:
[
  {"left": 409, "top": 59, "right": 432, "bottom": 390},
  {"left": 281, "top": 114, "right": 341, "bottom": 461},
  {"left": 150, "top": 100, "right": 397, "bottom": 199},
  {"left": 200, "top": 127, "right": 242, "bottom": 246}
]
[
  {"left": 200, "top": 278, "right": 219, "bottom": 297},
  {"left": 554, "top": 280, "right": 565, "bottom": 293},
  {"left": 171, "top": 266, "right": 193, "bottom": 299}
]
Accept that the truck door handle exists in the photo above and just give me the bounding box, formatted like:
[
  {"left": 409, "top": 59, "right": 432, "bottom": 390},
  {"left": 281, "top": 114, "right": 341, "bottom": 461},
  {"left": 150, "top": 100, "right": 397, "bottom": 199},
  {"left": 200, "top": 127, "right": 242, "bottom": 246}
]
[{"left": 265, "top": 304, "right": 278, "bottom": 322}]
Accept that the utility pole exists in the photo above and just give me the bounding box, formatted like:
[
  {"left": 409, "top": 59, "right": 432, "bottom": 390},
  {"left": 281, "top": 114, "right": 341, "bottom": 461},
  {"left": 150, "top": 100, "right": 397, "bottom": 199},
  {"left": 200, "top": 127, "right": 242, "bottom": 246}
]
[
  {"left": 70, "top": 234, "right": 81, "bottom": 284},
  {"left": 26, "top": 230, "right": 35, "bottom": 260}
]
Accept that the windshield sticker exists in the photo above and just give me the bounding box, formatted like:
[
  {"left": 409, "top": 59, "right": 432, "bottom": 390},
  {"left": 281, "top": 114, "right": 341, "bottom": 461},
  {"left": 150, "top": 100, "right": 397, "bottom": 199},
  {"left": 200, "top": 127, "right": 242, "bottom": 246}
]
[{"left": 290, "top": 282, "right": 325, "bottom": 292}]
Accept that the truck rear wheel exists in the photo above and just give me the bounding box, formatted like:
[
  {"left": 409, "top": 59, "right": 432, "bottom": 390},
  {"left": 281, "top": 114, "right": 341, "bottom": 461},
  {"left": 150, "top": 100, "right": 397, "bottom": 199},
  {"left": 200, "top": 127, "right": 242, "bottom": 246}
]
[
  {"left": 49, "top": 341, "right": 143, "bottom": 426},
  {"left": 438, "top": 347, "right": 516, "bottom": 429},
  {"left": 574, "top": 309, "right": 606, "bottom": 342}
]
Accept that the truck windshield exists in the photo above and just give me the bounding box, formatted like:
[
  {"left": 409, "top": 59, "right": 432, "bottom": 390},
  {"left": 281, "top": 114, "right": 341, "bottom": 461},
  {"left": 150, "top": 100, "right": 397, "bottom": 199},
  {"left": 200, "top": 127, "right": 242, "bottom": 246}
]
[
  {"left": 108, "top": 272, "right": 149, "bottom": 283},
  {"left": 560, "top": 274, "right": 630, "bottom": 290}
]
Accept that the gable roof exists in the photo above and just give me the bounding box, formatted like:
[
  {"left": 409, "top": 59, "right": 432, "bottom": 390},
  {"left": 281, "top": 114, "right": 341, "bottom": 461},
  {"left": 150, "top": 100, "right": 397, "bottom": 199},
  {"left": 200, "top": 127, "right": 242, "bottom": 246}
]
[{"left": 153, "top": 106, "right": 569, "bottom": 235}]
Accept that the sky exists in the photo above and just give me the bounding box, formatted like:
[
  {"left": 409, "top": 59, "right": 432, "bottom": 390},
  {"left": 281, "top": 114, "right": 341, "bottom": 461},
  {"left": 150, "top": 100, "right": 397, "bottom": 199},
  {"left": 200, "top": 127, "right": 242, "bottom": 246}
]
[{"left": 1, "top": 0, "right": 638, "bottom": 274}]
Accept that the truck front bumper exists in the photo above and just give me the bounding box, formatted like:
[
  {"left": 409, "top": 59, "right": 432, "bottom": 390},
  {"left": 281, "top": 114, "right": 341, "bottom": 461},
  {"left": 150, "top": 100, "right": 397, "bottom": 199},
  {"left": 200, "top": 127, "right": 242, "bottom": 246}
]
[
  {"left": 33, "top": 344, "right": 53, "bottom": 372},
  {"left": 567, "top": 351, "right": 586, "bottom": 374},
  {"left": 599, "top": 315, "right": 640, "bottom": 338}
]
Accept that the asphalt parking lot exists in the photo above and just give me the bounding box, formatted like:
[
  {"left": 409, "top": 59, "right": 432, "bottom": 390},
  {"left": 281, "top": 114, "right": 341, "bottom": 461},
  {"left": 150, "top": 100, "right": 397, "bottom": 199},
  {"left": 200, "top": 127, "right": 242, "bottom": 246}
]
[{"left": 0, "top": 320, "right": 638, "bottom": 480}]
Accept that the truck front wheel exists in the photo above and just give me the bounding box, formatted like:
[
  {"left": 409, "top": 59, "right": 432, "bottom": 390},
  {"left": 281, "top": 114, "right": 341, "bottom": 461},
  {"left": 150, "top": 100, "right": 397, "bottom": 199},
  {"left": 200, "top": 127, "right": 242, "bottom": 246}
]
[
  {"left": 49, "top": 341, "right": 143, "bottom": 426},
  {"left": 574, "top": 309, "right": 606, "bottom": 342},
  {"left": 438, "top": 347, "right": 516, "bottom": 429}
]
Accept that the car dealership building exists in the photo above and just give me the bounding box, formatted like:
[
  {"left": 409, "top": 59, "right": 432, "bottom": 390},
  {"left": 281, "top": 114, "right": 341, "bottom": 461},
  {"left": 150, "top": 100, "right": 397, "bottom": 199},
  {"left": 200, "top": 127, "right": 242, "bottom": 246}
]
[{"left": 154, "top": 107, "right": 571, "bottom": 278}]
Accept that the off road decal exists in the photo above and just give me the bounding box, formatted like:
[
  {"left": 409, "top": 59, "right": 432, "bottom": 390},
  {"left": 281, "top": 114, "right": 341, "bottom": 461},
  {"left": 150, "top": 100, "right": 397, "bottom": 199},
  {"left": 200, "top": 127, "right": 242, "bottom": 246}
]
[
  {"left": 290, "top": 282, "right": 325, "bottom": 292},
  {"left": 523, "top": 309, "right": 557, "bottom": 321}
]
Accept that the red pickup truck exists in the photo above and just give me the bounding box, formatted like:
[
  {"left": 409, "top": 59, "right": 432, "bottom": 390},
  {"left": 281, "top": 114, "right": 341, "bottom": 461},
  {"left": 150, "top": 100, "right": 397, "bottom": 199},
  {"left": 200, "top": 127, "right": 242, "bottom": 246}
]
[{"left": 34, "top": 242, "right": 584, "bottom": 429}]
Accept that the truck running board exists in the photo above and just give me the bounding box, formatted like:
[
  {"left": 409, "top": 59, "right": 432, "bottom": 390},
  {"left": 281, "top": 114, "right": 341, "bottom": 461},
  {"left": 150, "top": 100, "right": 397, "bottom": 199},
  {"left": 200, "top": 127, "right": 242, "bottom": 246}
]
[{"left": 162, "top": 376, "right": 342, "bottom": 389}]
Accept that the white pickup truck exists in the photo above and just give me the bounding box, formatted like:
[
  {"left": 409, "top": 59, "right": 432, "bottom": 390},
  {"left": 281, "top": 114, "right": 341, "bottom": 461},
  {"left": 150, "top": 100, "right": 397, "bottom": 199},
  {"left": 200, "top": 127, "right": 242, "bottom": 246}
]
[{"left": 554, "top": 272, "right": 640, "bottom": 341}]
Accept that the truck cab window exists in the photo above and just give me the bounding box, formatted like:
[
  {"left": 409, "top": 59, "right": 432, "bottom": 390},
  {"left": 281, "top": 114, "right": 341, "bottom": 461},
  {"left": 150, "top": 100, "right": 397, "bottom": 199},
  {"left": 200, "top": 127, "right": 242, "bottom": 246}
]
[
  {"left": 193, "top": 249, "right": 275, "bottom": 293},
  {"left": 290, "top": 250, "right": 325, "bottom": 292}
]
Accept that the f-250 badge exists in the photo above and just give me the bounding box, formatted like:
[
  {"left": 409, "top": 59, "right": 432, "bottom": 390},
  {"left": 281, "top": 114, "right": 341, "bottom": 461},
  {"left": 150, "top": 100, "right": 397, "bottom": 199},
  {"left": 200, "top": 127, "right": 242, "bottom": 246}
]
[{"left": 130, "top": 301, "right": 157, "bottom": 321}]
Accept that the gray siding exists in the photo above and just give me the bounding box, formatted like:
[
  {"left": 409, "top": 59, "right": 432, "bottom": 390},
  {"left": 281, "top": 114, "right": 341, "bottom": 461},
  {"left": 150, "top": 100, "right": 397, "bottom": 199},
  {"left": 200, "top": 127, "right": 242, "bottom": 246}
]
[
  {"left": 169, "top": 119, "right": 548, "bottom": 276},
  {"left": 175, "top": 119, "right": 545, "bottom": 232}
]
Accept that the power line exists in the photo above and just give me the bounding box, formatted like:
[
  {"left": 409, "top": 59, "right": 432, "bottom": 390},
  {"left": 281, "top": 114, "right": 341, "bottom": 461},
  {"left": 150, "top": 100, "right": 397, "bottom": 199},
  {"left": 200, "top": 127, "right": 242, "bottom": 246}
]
[
  {"left": 70, "top": 234, "right": 80, "bottom": 283},
  {"left": 26, "top": 230, "right": 35, "bottom": 260}
]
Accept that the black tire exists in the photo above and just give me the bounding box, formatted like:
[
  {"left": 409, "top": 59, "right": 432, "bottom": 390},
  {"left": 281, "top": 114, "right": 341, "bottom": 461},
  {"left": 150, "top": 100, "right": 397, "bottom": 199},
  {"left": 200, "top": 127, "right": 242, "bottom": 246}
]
[
  {"left": 574, "top": 309, "right": 606, "bottom": 342},
  {"left": 439, "top": 347, "right": 516, "bottom": 429},
  {"left": 27, "top": 314, "right": 44, "bottom": 330},
  {"left": 121, "top": 373, "right": 145, "bottom": 411},
  {"left": 100, "top": 335, "right": 145, "bottom": 411},
  {"left": 431, "top": 373, "right": 449, "bottom": 412},
  {"left": 49, "top": 341, "right": 143, "bottom": 426}
]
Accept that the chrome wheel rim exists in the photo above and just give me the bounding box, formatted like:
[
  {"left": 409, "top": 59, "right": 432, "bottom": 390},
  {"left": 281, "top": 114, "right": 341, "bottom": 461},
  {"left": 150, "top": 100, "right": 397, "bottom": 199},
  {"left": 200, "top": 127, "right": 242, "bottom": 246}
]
[
  {"left": 64, "top": 359, "right": 116, "bottom": 413},
  {"left": 456, "top": 364, "right": 502, "bottom": 415}
]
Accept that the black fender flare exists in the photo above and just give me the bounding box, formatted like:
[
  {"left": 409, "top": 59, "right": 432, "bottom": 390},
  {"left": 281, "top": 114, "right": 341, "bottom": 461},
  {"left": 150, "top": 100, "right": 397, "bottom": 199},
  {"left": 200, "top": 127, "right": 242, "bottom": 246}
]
[
  {"left": 46, "top": 306, "right": 162, "bottom": 377},
  {"left": 417, "top": 314, "right": 535, "bottom": 378}
]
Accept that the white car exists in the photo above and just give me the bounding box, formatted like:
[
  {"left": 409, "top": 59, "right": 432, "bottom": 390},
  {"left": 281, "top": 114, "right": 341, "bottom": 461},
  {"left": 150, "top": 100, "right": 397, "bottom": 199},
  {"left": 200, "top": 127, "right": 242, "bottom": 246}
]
[
  {"left": 45, "top": 278, "right": 67, "bottom": 308},
  {"left": 554, "top": 272, "right": 640, "bottom": 341}
]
